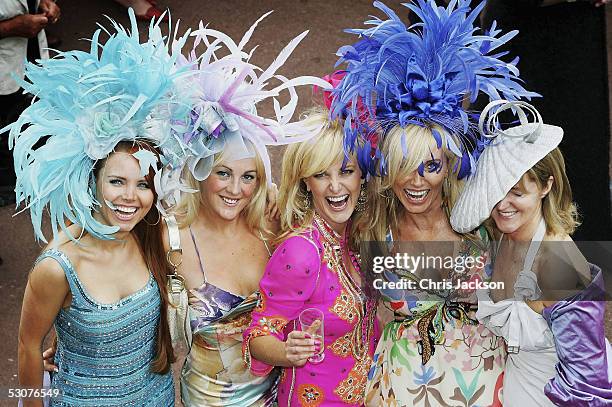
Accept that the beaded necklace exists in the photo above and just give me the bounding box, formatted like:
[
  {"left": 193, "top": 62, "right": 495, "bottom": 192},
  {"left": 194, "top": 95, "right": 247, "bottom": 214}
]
[{"left": 312, "top": 212, "right": 376, "bottom": 362}]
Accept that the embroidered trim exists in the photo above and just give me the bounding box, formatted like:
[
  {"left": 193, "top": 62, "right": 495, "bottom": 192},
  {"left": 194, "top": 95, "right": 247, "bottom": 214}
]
[{"left": 297, "top": 383, "right": 325, "bottom": 407}]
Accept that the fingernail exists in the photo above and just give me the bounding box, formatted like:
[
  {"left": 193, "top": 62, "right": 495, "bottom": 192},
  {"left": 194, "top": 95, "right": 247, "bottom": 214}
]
[
  {"left": 304, "top": 333, "right": 311, "bottom": 339},
  {"left": 54, "top": 367, "right": 59, "bottom": 372},
  {"left": 313, "top": 339, "right": 321, "bottom": 345},
  {"left": 314, "top": 345, "right": 320, "bottom": 352}
]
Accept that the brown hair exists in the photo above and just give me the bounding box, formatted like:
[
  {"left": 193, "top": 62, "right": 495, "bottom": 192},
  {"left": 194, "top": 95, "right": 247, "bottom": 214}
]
[
  {"left": 520, "top": 147, "right": 580, "bottom": 235},
  {"left": 93, "top": 140, "right": 175, "bottom": 373}
]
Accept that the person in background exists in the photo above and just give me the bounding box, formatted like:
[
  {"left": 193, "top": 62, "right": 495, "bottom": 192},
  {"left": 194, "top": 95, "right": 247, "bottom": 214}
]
[{"left": 0, "top": 0, "right": 60, "bottom": 206}]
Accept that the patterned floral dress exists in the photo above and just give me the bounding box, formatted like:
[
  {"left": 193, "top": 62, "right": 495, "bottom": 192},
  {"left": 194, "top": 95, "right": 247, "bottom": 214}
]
[
  {"left": 181, "top": 229, "right": 279, "bottom": 406},
  {"left": 365, "top": 228, "right": 506, "bottom": 407},
  {"left": 243, "top": 215, "right": 379, "bottom": 406}
]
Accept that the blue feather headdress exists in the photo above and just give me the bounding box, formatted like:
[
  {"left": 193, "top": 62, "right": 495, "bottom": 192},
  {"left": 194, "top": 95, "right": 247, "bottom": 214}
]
[
  {"left": 156, "top": 12, "right": 331, "bottom": 210},
  {"left": 3, "top": 10, "right": 191, "bottom": 242},
  {"left": 332, "top": 0, "right": 539, "bottom": 178}
]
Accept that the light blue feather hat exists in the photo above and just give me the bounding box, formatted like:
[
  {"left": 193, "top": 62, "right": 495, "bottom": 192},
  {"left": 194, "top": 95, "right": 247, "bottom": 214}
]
[
  {"left": 3, "top": 10, "right": 191, "bottom": 242},
  {"left": 331, "top": 0, "right": 539, "bottom": 178}
]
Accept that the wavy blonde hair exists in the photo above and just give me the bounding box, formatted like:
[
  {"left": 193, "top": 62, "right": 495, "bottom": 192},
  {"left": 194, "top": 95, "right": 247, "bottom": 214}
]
[
  {"left": 172, "top": 140, "right": 271, "bottom": 238},
  {"left": 521, "top": 147, "right": 579, "bottom": 236},
  {"left": 277, "top": 108, "right": 364, "bottom": 248},
  {"left": 359, "top": 124, "right": 465, "bottom": 242}
]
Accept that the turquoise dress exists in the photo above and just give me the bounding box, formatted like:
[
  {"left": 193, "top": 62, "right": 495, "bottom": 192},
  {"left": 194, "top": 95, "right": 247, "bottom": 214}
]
[{"left": 40, "top": 249, "right": 174, "bottom": 406}]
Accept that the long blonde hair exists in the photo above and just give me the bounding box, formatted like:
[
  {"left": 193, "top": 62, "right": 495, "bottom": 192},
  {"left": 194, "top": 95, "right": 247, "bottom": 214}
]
[
  {"left": 173, "top": 140, "right": 271, "bottom": 237},
  {"left": 277, "top": 108, "right": 364, "bottom": 248},
  {"left": 360, "top": 124, "right": 464, "bottom": 242}
]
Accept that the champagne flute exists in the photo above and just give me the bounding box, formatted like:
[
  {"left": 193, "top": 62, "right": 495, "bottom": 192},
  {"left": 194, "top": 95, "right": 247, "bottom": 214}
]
[{"left": 299, "top": 308, "right": 325, "bottom": 364}]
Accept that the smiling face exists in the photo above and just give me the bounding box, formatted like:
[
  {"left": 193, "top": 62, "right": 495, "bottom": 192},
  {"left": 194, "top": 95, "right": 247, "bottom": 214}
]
[
  {"left": 304, "top": 155, "right": 362, "bottom": 233},
  {"left": 491, "top": 173, "right": 553, "bottom": 239},
  {"left": 96, "top": 152, "right": 155, "bottom": 233},
  {"left": 200, "top": 157, "right": 259, "bottom": 221},
  {"left": 392, "top": 146, "right": 447, "bottom": 215}
]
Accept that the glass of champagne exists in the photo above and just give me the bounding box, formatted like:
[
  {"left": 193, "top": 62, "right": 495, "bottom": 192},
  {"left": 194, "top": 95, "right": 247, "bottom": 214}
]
[{"left": 299, "top": 308, "right": 325, "bottom": 364}]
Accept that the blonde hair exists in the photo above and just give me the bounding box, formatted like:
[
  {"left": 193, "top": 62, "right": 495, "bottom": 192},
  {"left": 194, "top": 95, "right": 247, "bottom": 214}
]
[
  {"left": 277, "top": 107, "right": 364, "bottom": 247},
  {"left": 173, "top": 140, "right": 271, "bottom": 237},
  {"left": 360, "top": 124, "right": 464, "bottom": 242},
  {"left": 521, "top": 147, "right": 579, "bottom": 235}
]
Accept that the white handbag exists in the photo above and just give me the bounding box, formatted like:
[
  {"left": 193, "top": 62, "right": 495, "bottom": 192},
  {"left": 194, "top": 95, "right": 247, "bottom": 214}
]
[{"left": 164, "top": 215, "right": 192, "bottom": 349}]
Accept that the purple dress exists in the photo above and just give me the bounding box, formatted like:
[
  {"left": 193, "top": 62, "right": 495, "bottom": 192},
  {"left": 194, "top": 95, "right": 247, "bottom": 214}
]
[{"left": 542, "top": 264, "right": 612, "bottom": 406}]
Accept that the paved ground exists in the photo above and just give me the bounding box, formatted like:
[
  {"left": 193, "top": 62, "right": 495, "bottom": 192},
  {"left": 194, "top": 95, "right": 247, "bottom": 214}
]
[{"left": 0, "top": 1, "right": 610, "bottom": 406}]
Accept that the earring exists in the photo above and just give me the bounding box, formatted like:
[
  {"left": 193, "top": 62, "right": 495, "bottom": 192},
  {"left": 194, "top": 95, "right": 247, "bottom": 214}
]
[
  {"left": 442, "top": 177, "right": 451, "bottom": 208},
  {"left": 143, "top": 210, "right": 161, "bottom": 226},
  {"left": 355, "top": 182, "right": 368, "bottom": 212},
  {"left": 302, "top": 190, "right": 311, "bottom": 209}
]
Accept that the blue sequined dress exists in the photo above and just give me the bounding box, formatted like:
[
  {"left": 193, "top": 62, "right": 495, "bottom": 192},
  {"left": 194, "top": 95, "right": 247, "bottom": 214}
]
[{"left": 39, "top": 249, "right": 174, "bottom": 406}]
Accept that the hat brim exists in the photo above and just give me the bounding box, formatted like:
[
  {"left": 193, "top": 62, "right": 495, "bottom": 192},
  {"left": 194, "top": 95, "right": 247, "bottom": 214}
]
[{"left": 450, "top": 124, "right": 563, "bottom": 233}]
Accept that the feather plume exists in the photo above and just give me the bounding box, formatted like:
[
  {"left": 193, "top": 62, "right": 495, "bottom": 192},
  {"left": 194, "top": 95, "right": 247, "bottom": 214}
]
[
  {"left": 332, "top": 0, "right": 539, "bottom": 178},
  {"left": 2, "top": 9, "right": 191, "bottom": 242}
]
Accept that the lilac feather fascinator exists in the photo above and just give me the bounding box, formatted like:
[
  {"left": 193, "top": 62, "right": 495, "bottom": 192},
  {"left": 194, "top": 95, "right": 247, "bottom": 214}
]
[{"left": 156, "top": 12, "right": 331, "bottom": 210}]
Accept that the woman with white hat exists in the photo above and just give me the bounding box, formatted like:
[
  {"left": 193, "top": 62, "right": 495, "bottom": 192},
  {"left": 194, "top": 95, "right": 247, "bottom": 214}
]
[{"left": 451, "top": 100, "right": 612, "bottom": 406}]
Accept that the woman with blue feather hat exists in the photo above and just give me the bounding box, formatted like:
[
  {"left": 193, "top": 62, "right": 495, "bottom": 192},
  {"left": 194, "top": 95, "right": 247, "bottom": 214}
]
[
  {"left": 8, "top": 10, "right": 190, "bottom": 406},
  {"left": 331, "top": 1, "right": 538, "bottom": 405}
]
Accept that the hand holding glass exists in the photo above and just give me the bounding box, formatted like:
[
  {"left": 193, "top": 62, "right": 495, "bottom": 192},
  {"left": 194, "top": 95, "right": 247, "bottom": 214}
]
[{"left": 299, "top": 308, "right": 325, "bottom": 364}]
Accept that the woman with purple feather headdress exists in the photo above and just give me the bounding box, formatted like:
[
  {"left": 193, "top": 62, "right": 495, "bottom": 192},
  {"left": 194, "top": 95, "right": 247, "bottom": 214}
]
[{"left": 331, "top": 1, "right": 538, "bottom": 405}]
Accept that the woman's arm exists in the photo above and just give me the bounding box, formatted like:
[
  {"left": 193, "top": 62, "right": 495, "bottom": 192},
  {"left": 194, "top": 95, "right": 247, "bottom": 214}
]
[
  {"left": 18, "top": 258, "right": 69, "bottom": 407},
  {"left": 250, "top": 330, "right": 318, "bottom": 368},
  {"left": 243, "top": 234, "right": 321, "bottom": 375}
]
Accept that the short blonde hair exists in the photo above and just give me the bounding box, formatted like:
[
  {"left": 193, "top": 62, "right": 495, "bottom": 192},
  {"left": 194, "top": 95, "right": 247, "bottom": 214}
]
[
  {"left": 522, "top": 147, "right": 579, "bottom": 235},
  {"left": 362, "top": 124, "right": 464, "bottom": 242},
  {"left": 277, "top": 108, "right": 364, "bottom": 246},
  {"left": 173, "top": 140, "right": 271, "bottom": 237}
]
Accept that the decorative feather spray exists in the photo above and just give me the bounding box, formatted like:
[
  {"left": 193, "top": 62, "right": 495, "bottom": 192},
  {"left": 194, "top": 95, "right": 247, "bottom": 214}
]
[
  {"left": 3, "top": 9, "right": 191, "bottom": 242},
  {"left": 157, "top": 12, "right": 331, "bottom": 210},
  {"left": 332, "top": 0, "right": 539, "bottom": 178}
]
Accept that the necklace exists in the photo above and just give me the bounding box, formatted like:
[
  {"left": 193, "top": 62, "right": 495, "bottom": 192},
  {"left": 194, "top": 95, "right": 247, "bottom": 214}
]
[{"left": 313, "top": 213, "right": 376, "bottom": 361}]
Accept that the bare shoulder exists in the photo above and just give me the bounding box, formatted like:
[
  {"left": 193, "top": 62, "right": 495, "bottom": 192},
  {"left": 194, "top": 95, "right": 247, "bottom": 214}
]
[
  {"left": 29, "top": 255, "right": 69, "bottom": 297},
  {"left": 536, "top": 233, "right": 590, "bottom": 297}
]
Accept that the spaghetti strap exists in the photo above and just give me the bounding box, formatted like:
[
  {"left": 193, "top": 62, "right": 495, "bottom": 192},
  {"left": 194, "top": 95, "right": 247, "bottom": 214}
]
[
  {"left": 522, "top": 218, "right": 546, "bottom": 272},
  {"left": 259, "top": 231, "right": 272, "bottom": 257},
  {"left": 189, "top": 227, "right": 207, "bottom": 282}
]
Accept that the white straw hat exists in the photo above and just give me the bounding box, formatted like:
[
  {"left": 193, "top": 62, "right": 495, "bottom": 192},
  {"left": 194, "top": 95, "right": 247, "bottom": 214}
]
[{"left": 450, "top": 100, "right": 563, "bottom": 233}]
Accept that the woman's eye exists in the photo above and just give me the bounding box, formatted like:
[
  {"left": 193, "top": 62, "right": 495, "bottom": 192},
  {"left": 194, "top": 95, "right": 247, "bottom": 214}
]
[
  {"left": 216, "top": 170, "right": 230, "bottom": 178},
  {"left": 341, "top": 169, "right": 354, "bottom": 175},
  {"left": 109, "top": 179, "right": 123, "bottom": 186},
  {"left": 242, "top": 174, "right": 255, "bottom": 182},
  {"left": 424, "top": 160, "right": 442, "bottom": 173},
  {"left": 138, "top": 182, "right": 150, "bottom": 189},
  {"left": 313, "top": 172, "right": 326, "bottom": 179},
  {"left": 512, "top": 191, "right": 523, "bottom": 197}
]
